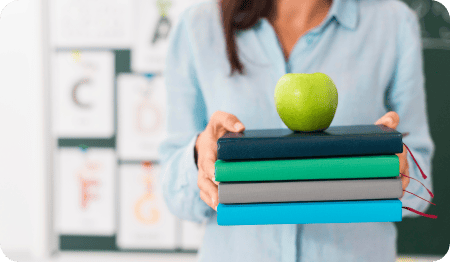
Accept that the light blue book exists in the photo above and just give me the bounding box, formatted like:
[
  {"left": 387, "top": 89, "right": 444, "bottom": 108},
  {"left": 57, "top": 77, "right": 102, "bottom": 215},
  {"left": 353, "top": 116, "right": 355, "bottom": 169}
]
[{"left": 217, "top": 200, "right": 402, "bottom": 226}]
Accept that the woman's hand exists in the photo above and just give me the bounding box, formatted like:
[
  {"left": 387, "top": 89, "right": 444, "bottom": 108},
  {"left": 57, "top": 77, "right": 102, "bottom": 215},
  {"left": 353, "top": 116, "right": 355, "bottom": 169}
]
[
  {"left": 196, "top": 111, "right": 245, "bottom": 210},
  {"left": 375, "top": 111, "right": 410, "bottom": 199}
]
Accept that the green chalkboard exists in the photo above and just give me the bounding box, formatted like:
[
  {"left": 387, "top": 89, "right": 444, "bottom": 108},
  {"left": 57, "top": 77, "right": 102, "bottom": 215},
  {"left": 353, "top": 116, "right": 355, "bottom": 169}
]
[
  {"left": 395, "top": 0, "right": 450, "bottom": 256},
  {"left": 395, "top": 49, "right": 450, "bottom": 256}
]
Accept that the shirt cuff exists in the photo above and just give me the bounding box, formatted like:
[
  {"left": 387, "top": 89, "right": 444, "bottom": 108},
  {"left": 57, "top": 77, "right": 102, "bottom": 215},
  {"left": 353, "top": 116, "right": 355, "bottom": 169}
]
[
  {"left": 183, "top": 132, "right": 216, "bottom": 221},
  {"left": 183, "top": 133, "right": 201, "bottom": 190}
]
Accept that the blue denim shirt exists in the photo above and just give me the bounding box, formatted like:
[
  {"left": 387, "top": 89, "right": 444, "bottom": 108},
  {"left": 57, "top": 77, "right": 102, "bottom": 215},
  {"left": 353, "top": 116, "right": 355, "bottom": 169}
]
[{"left": 159, "top": 0, "right": 435, "bottom": 261}]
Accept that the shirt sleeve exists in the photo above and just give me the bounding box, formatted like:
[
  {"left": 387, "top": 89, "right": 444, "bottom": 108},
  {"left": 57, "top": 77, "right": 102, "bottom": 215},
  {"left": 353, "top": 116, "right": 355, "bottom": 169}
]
[
  {"left": 386, "top": 8, "right": 435, "bottom": 218},
  {"left": 158, "top": 10, "right": 214, "bottom": 223}
]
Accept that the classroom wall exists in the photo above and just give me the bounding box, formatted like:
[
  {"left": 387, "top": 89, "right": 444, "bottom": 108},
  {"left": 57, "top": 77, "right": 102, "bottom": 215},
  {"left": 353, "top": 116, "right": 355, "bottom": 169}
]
[
  {"left": 0, "top": 0, "right": 449, "bottom": 258},
  {"left": 0, "top": 0, "right": 48, "bottom": 256}
]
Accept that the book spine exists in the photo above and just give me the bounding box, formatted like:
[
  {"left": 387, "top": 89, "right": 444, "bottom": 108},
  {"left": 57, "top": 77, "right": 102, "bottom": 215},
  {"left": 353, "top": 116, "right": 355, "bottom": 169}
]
[
  {"left": 218, "top": 177, "right": 403, "bottom": 204},
  {"left": 217, "top": 200, "right": 403, "bottom": 226},
  {"left": 214, "top": 155, "right": 399, "bottom": 182},
  {"left": 217, "top": 134, "right": 403, "bottom": 160}
]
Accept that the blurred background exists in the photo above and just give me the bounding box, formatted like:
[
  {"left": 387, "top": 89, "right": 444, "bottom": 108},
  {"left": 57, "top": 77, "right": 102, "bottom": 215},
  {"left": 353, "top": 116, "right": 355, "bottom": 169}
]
[{"left": 0, "top": 0, "right": 448, "bottom": 261}]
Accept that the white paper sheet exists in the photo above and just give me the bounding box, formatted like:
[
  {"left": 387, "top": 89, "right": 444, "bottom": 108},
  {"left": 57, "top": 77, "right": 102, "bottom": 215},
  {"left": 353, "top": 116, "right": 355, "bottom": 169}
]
[
  {"left": 56, "top": 148, "right": 116, "bottom": 235},
  {"left": 117, "top": 163, "right": 178, "bottom": 249},
  {"left": 49, "top": 0, "right": 135, "bottom": 48},
  {"left": 52, "top": 51, "right": 114, "bottom": 138},
  {"left": 131, "top": 0, "right": 208, "bottom": 73},
  {"left": 117, "top": 74, "right": 167, "bottom": 161}
]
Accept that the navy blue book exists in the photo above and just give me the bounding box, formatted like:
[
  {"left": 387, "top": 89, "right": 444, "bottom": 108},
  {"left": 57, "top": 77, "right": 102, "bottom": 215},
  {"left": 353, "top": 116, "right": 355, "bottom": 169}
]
[{"left": 217, "top": 124, "right": 403, "bottom": 160}]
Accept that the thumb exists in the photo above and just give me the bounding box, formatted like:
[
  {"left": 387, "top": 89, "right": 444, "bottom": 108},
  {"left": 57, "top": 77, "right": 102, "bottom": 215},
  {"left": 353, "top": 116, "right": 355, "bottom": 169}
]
[
  {"left": 211, "top": 111, "right": 245, "bottom": 133},
  {"left": 375, "top": 111, "right": 399, "bottom": 129},
  {"left": 232, "top": 121, "right": 245, "bottom": 132},
  {"left": 222, "top": 114, "right": 245, "bottom": 133}
]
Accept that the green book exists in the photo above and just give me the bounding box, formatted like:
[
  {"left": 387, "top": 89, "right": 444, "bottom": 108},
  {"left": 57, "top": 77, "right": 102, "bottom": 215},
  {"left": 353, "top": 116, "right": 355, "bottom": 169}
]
[{"left": 215, "top": 155, "right": 399, "bottom": 182}]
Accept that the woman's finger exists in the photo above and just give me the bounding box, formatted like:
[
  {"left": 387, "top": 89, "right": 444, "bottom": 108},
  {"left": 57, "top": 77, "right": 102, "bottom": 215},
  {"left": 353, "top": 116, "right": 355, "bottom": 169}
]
[
  {"left": 401, "top": 173, "right": 410, "bottom": 191},
  {"left": 198, "top": 176, "right": 219, "bottom": 210},
  {"left": 400, "top": 172, "right": 410, "bottom": 199},
  {"left": 210, "top": 111, "right": 245, "bottom": 138},
  {"left": 196, "top": 111, "right": 245, "bottom": 210},
  {"left": 201, "top": 150, "right": 219, "bottom": 185},
  {"left": 374, "top": 111, "right": 400, "bottom": 129},
  {"left": 221, "top": 113, "right": 245, "bottom": 133},
  {"left": 400, "top": 163, "right": 410, "bottom": 189},
  {"left": 197, "top": 135, "right": 219, "bottom": 182},
  {"left": 397, "top": 144, "right": 409, "bottom": 199},
  {"left": 200, "top": 190, "right": 216, "bottom": 210}
]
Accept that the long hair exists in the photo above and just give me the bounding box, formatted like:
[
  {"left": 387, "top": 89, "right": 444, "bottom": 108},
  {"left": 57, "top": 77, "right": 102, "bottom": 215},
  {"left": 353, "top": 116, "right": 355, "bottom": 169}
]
[{"left": 220, "top": 0, "right": 274, "bottom": 75}]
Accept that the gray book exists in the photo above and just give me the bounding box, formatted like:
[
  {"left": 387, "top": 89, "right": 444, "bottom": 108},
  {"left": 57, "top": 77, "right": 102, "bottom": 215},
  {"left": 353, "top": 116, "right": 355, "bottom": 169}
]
[{"left": 218, "top": 177, "right": 403, "bottom": 204}]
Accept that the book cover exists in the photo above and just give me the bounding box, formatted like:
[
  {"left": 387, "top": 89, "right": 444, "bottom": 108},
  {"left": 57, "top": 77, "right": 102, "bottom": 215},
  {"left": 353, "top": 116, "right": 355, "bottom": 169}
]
[
  {"left": 215, "top": 155, "right": 399, "bottom": 182},
  {"left": 217, "top": 200, "right": 402, "bottom": 226},
  {"left": 217, "top": 125, "right": 403, "bottom": 160},
  {"left": 219, "top": 177, "right": 403, "bottom": 204}
]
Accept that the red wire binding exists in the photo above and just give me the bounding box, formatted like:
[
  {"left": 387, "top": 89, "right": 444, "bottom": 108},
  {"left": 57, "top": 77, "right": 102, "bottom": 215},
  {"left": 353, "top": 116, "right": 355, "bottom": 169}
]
[
  {"left": 400, "top": 173, "right": 434, "bottom": 198},
  {"left": 403, "top": 143, "right": 427, "bottom": 179},
  {"left": 403, "top": 190, "right": 436, "bottom": 205},
  {"left": 400, "top": 143, "right": 437, "bottom": 219},
  {"left": 402, "top": 207, "right": 437, "bottom": 219}
]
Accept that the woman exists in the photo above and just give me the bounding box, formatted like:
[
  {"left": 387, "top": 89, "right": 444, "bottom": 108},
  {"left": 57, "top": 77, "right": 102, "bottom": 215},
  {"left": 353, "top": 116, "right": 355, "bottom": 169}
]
[{"left": 159, "top": 0, "right": 435, "bottom": 261}]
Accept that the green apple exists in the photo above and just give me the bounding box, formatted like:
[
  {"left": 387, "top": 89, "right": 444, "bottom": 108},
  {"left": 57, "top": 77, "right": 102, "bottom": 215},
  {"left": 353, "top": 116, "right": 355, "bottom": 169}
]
[{"left": 274, "top": 73, "right": 338, "bottom": 132}]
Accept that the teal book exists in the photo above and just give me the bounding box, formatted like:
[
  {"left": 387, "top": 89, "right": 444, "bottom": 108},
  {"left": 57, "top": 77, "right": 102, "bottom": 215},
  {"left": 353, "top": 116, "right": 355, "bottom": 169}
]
[
  {"left": 215, "top": 155, "right": 399, "bottom": 182},
  {"left": 217, "top": 200, "right": 402, "bottom": 226}
]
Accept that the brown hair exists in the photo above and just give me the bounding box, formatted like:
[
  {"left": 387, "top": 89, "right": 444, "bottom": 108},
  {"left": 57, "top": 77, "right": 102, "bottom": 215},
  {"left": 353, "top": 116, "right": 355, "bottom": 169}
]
[{"left": 220, "top": 0, "right": 274, "bottom": 75}]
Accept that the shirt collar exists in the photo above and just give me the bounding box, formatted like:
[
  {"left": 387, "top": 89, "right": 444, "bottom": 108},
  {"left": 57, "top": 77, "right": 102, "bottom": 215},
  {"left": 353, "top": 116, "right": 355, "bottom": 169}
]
[
  {"left": 255, "top": 0, "right": 359, "bottom": 32},
  {"left": 328, "top": 0, "right": 359, "bottom": 30}
]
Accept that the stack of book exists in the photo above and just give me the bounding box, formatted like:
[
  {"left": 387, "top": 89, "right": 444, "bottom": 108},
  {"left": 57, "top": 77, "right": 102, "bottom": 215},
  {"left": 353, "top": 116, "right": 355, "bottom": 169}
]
[{"left": 215, "top": 125, "right": 404, "bottom": 226}]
